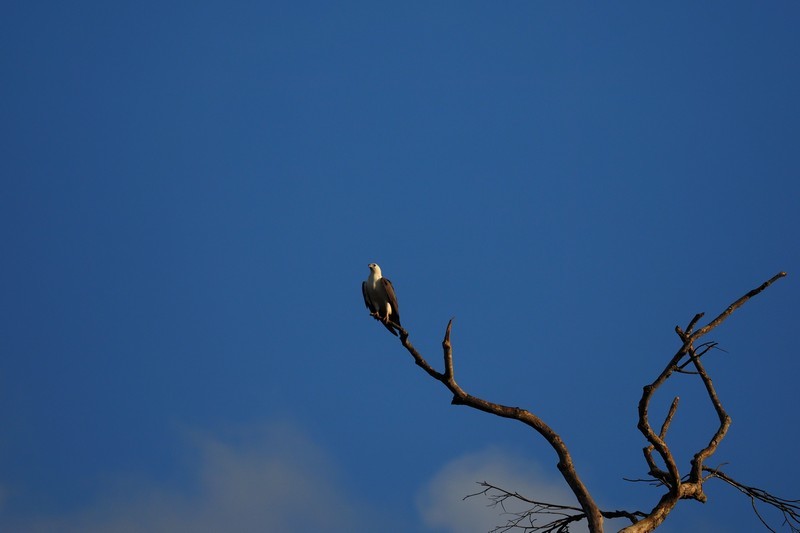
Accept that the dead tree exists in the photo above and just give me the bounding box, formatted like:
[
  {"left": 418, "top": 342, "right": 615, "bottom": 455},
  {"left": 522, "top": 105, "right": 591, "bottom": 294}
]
[{"left": 367, "top": 271, "right": 797, "bottom": 533}]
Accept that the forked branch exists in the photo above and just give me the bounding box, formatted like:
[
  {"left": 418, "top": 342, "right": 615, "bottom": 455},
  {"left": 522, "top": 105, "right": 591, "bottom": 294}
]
[
  {"left": 622, "top": 272, "right": 788, "bottom": 533},
  {"left": 390, "top": 319, "right": 605, "bottom": 532}
]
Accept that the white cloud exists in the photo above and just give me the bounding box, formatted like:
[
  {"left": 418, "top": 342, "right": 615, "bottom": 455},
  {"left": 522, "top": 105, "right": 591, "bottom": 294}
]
[
  {"left": 10, "top": 422, "right": 380, "bottom": 533},
  {"left": 417, "top": 447, "right": 587, "bottom": 533}
]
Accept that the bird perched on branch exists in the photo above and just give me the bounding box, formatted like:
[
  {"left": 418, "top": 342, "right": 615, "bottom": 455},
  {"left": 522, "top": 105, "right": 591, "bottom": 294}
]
[{"left": 362, "top": 263, "right": 401, "bottom": 336}]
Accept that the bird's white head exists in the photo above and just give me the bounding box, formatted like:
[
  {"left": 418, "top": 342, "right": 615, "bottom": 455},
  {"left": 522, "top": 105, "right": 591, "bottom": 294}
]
[{"left": 368, "top": 263, "right": 382, "bottom": 278}]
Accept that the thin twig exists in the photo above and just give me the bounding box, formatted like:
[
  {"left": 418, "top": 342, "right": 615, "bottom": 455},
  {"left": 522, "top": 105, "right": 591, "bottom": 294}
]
[
  {"left": 704, "top": 467, "right": 800, "bottom": 532},
  {"left": 468, "top": 482, "right": 646, "bottom": 532}
]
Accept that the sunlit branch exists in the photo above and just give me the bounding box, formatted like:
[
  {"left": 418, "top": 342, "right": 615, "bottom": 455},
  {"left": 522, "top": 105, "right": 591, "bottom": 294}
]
[
  {"left": 392, "top": 319, "right": 605, "bottom": 532},
  {"left": 621, "top": 272, "right": 788, "bottom": 533}
]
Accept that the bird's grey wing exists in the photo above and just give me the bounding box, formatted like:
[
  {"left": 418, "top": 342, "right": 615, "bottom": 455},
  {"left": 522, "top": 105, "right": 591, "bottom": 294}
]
[
  {"left": 362, "top": 281, "right": 376, "bottom": 312},
  {"left": 381, "top": 278, "right": 401, "bottom": 325}
]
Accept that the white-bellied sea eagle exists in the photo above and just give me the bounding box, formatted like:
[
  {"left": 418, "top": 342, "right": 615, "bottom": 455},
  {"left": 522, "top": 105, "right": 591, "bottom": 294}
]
[{"left": 362, "top": 263, "right": 401, "bottom": 336}]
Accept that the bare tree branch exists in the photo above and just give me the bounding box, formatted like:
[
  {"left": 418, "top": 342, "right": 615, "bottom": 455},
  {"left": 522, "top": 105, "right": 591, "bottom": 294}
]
[
  {"left": 368, "top": 271, "right": 791, "bottom": 532},
  {"left": 388, "top": 318, "right": 605, "bottom": 532},
  {"left": 684, "top": 341, "right": 729, "bottom": 485},
  {"left": 621, "top": 272, "right": 788, "bottom": 533},
  {"left": 691, "top": 272, "right": 786, "bottom": 340}
]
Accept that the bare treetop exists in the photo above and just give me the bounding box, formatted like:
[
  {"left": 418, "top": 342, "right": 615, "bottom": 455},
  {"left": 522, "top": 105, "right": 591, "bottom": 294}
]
[{"left": 362, "top": 270, "right": 796, "bottom": 532}]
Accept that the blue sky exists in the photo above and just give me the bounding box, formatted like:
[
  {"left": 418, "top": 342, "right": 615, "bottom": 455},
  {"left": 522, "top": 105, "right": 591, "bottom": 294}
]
[{"left": 1, "top": 2, "right": 798, "bottom": 532}]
